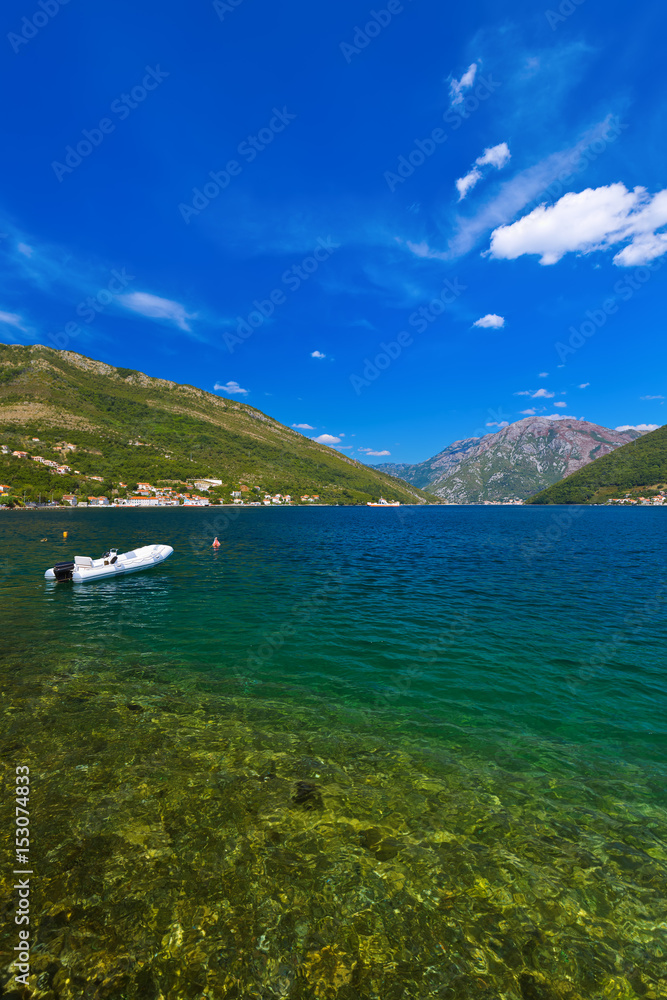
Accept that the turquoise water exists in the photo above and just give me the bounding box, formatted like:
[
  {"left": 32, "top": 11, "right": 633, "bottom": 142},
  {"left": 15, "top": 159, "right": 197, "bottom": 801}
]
[{"left": 1, "top": 506, "right": 666, "bottom": 998}]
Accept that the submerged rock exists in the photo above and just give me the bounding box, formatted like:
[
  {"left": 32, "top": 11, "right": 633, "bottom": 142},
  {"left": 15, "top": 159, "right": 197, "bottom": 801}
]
[{"left": 0, "top": 651, "right": 665, "bottom": 1000}]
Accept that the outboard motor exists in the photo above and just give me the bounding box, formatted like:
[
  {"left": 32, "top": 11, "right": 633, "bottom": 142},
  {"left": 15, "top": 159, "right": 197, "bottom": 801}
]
[{"left": 53, "top": 561, "right": 75, "bottom": 582}]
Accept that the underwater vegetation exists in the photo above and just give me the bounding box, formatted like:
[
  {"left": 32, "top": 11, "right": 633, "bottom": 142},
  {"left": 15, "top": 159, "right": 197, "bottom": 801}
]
[{"left": 1, "top": 653, "right": 666, "bottom": 1000}]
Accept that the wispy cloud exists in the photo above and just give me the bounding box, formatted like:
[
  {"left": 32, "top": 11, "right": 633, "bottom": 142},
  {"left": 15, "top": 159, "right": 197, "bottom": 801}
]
[
  {"left": 456, "top": 169, "right": 482, "bottom": 202},
  {"left": 553, "top": 401, "right": 567, "bottom": 407},
  {"left": 456, "top": 142, "right": 511, "bottom": 201},
  {"left": 538, "top": 372, "right": 549, "bottom": 378},
  {"left": 292, "top": 422, "right": 315, "bottom": 430},
  {"left": 578, "top": 382, "right": 590, "bottom": 388},
  {"left": 214, "top": 380, "right": 248, "bottom": 395},
  {"left": 473, "top": 313, "right": 505, "bottom": 329},
  {"left": 448, "top": 116, "right": 623, "bottom": 258},
  {"left": 359, "top": 447, "right": 391, "bottom": 456},
  {"left": 118, "top": 292, "right": 195, "bottom": 331},
  {"left": 640, "top": 394, "right": 664, "bottom": 400},
  {"left": 404, "top": 240, "right": 448, "bottom": 262},
  {"left": 0, "top": 310, "right": 28, "bottom": 332},
  {"left": 449, "top": 63, "right": 477, "bottom": 106},
  {"left": 310, "top": 350, "right": 326, "bottom": 359}
]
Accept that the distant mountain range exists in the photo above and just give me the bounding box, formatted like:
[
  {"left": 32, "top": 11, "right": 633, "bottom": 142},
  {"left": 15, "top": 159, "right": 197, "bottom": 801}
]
[
  {"left": 0, "top": 345, "right": 430, "bottom": 505},
  {"left": 527, "top": 423, "right": 667, "bottom": 504},
  {"left": 376, "top": 417, "right": 649, "bottom": 503}
]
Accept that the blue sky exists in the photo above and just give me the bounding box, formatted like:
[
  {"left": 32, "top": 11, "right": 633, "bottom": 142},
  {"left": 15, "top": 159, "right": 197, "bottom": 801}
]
[{"left": 1, "top": 0, "right": 666, "bottom": 464}]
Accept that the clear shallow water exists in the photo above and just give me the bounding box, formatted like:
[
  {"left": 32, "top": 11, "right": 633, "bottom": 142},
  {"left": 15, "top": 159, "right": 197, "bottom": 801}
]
[{"left": 1, "top": 506, "right": 666, "bottom": 999}]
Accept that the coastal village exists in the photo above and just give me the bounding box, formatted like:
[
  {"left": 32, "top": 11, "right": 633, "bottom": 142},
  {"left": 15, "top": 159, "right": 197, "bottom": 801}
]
[
  {"left": 2, "top": 439, "right": 667, "bottom": 508},
  {"left": 605, "top": 490, "right": 667, "bottom": 505},
  {"left": 0, "top": 441, "right": 325, "bottom": 507}
]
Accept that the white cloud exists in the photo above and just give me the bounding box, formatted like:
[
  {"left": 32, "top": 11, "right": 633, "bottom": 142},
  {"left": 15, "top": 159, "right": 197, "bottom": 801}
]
[
  {"left": 613, "top": 231, "right": 667, "bottom": 266},
  {"left": 640, "top": 394, "right": 664, "bottom": 400},
  {"left": 292, "top": 423, "right": 315, "bottom": 430},
  {"left": 313, "top": 434, "right": 341, "bottom": 445},
  {"left": 516, "top": 387, "right": 555, "bottom": 398},
  {"left": 449, "top": 63, "right": 477, "bottom": 106},
  {"left": 473, "top": 313, "right": 505, "bottom": 329},
  {"left": 456, "top": 168, "right": 482, "bottom": 201},
  {"left": 486, "top": 421, "right": 509, "bottom": 428},
  {"left": 476, "top": 142, "right": 511, "bottom": 170},
  {"left": 17, "top": 243, "right": 33, "bottom": 257},
  {"left": 214, "top": 380, "right": 248, "bottom": 395},
  {"left": 118, "top": 291, "right": 195, "bottom": 331},
  {"left": 448, "top": 117, "right": 632, "bottom": 258},
  {"left": 489, "top": 183, "right": 667, "bottom": 266},
  {"left": 616, "top": 424, "right": 659, "bottom": 432},
  {"left": 520, "top": 408, "right": 537, "bottom": 415},
  {"left": 364, "top": 449, "right": 391, "bottom": 457},
  {"left": 578, "top": 383, "right": 590, "bottom": 389},
  {"left": 538, "top": 372, "right": 549, "bottom": 378},
  {"left": 0, "top": 310, "right": 27, "bottom": 331},
  {"left": 553, "top": 401, "right": 568, "bottom": 408},
  {"left": 455, "top": 143, "right": 511, "bottom": 202},
  {"left": 311, "top": 350, "right": 326, "bottom": 359}
]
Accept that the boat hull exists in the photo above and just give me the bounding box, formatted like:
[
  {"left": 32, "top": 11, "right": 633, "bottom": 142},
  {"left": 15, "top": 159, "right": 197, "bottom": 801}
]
[{"left": 45, "top": 544, "right": 173, "bottom": 582}]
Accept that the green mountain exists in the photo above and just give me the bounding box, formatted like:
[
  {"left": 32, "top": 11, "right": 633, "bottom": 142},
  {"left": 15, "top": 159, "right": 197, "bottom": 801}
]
[
  {"left": 0, "top": 345, "right": 431, "bottom": 505},
  {"left": 376, "top": 417, "right": 645, "bottom": 503},
  {"left": 526, "top": 423, "right": 667, "bottom": 504}
]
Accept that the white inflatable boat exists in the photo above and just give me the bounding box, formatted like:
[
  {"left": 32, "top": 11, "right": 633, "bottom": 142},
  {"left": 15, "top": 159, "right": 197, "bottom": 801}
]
[{"left": 45, "top": 544, "right": 174, "bottom": 582}]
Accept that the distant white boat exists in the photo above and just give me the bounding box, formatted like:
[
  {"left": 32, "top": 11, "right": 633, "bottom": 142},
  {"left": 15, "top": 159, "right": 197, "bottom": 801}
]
[
  {"left": 45, "top": 544, "right": 173, "bottom": 582},
  {"left": 367, "top": 497, "right": 400, "bottom": 506}
]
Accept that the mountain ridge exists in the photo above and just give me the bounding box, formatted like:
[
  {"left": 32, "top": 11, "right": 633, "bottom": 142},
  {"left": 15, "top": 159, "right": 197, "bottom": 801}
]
[
  {"left": 376, "top": 417, "right": 647, "bottom": 503},
  {"left": 526, "top": 423, "right": 667, "bottom": 504},
  {"left": 0, "top": 344, "right": 431, "bottom": 504}
]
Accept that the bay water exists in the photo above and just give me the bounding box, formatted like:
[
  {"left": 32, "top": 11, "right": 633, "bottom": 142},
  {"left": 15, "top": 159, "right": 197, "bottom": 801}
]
[{"left": 1, "top": 505, "right": 665, "bottom": 999}]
